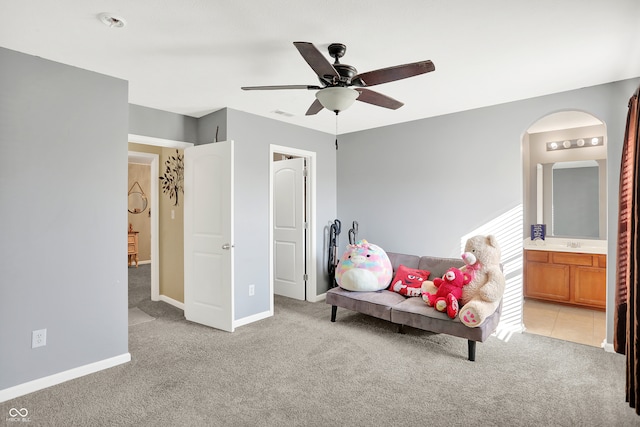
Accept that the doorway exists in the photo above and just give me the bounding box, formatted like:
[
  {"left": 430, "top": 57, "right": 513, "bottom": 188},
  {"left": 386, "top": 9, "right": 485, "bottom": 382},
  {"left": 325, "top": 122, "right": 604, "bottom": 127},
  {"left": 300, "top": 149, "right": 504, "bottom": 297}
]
[
  {"left": 128, "top": 134, "right": 194, "bottom": 307},
  {"left": 521, "top": 111, "right": 608, "bottom": 347},
  {"left": 273, "top": 155, "right": 306, "bottom": 300},
  {"left": 128, "top": 151, "right": 159, "bottom": 301},
  {"left": 269, "top": 145, "right": 317, "bottom": 304}
]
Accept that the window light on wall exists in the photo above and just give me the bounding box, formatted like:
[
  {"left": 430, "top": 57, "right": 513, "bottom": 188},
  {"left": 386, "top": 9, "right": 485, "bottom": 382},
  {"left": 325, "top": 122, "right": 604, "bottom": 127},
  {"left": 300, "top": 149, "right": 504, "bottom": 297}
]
[{"left": 546, "top": 137, "right": 603, "bottom": 151}]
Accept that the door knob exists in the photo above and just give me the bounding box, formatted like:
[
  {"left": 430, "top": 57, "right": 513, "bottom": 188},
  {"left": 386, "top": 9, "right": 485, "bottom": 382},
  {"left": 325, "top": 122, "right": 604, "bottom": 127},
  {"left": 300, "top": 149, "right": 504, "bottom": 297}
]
[{"left": 222, "top": 243, "right": 234, "bottom": 250}]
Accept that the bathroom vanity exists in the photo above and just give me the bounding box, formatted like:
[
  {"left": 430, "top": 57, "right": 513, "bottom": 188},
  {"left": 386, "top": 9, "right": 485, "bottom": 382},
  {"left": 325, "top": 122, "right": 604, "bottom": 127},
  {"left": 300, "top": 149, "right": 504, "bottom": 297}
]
[{"left": 523, "top": 239, "right": 606, "bottom": 309}]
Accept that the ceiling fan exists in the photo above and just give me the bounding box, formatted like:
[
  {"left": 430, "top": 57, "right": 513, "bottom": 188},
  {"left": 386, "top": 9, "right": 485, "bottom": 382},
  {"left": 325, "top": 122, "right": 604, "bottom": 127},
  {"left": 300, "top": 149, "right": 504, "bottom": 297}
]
[{"left": 241, "top": 42, "right": 435, "bottom": 115}]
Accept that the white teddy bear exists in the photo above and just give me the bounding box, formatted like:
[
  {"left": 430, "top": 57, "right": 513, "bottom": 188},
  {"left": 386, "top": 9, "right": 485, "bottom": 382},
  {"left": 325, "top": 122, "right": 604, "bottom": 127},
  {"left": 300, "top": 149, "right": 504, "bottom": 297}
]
[{"left": 458, "top": 235, "right": 505, "bottom": 328}]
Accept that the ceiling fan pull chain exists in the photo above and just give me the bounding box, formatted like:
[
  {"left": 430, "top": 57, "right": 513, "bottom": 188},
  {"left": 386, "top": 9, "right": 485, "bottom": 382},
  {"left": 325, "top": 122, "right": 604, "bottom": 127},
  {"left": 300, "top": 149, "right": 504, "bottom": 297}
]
[{"left": 335, "top": 112, "right": 339, "bottom": 150}]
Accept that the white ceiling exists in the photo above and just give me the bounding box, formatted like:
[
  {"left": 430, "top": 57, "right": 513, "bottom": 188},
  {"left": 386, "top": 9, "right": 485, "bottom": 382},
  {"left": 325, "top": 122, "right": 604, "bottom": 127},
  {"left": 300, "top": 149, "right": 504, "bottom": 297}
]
[{"left": 1, "top": 0, "right": 639, "bottom": 135}]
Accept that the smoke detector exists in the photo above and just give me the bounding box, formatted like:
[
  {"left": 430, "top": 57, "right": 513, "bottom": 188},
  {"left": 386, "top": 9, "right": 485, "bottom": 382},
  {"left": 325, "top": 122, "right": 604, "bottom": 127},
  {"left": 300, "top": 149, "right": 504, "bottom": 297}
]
[{"left": 98, "top": 13, "right": 127, "bottom": 28}]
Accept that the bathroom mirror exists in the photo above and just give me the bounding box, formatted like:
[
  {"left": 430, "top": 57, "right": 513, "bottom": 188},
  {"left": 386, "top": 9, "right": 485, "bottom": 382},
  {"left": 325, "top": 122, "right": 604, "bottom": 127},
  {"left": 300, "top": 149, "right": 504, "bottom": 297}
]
[
  {"left": 128, "top": 192, "right": 148, "bottom": 214},
  {"left": 128, "top": 181, "right": 148, "bottom": 214},
  {"left": 537, "top": 159, "right": 606, "bottom": 239}
]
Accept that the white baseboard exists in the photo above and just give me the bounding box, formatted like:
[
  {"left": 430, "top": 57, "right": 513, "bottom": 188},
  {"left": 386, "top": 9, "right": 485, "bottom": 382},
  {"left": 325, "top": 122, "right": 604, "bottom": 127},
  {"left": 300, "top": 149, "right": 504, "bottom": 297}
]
[
  {"left": 159, "top": 294, "right": 184, "bottom": 311},
  {"left": 0, "top": 353, "right": 131, "bottom": 403},
  {"left": 234, "top": 309, "right": 272, "bottom": 328},
  {"left": 308, "top": 292, "right": 327, "bottom": 303},
  {"left": 602, "top": 340, "right": 615, "bottom": 353}
]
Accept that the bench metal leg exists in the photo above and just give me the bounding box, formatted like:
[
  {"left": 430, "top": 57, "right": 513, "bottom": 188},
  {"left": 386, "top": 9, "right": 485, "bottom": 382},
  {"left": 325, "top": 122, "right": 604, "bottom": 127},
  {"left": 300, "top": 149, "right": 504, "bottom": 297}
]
[
  {"left": 398, "top": 324, "right": 405, "bottom": 334},
  {"left": 331, "top": 305, "right": 337, "bottom": 322},
  {"left": 468, "top": 340, "right": 476, "bottom": 362}
]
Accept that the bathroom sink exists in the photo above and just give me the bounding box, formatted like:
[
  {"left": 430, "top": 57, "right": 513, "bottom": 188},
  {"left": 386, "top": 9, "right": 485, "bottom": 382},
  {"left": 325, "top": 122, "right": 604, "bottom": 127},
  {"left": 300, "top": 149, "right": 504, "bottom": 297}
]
[{"left": 523, "top": 237, "right": 607, "bottom": 254}]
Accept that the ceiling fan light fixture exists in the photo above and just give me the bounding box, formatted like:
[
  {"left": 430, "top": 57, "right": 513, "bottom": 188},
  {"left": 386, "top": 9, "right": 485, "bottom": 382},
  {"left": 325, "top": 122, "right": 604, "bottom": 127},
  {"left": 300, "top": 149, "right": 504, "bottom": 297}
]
[{"left": 315, "top": 87, "right": 359, "bottom": 113}]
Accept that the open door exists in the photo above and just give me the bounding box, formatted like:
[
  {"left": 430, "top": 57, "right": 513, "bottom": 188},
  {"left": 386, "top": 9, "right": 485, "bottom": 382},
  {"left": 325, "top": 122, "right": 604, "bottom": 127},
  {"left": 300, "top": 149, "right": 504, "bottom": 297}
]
[
  {"left": 273, "top": 157, "right": 306, "bottom": 300},
  {"left": 184, "top": 141, "right": 234, "bottom": 332}
]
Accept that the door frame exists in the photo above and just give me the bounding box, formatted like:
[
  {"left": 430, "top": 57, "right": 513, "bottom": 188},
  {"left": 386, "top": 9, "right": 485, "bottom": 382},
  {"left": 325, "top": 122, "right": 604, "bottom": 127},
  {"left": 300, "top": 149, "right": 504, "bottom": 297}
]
[
  {"left": 128, "top": 134, "right": 193, "bottom": 308},
  {"left": 269, "top": 145, "right": 317, "bottom": 305},
  {"left": 273, "top": 157, "right": 306, "bottom": 300}
]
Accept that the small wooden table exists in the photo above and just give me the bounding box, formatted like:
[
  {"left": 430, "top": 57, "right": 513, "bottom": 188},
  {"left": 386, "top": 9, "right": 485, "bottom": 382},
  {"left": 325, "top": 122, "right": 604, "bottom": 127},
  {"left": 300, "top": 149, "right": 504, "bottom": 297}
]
[{"left": 128, "top": 230, "right": 139, "bottom": 267}]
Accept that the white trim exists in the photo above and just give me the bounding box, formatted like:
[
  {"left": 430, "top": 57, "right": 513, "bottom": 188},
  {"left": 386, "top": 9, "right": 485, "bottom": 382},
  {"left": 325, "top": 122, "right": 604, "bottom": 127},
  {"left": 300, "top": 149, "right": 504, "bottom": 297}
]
[
  {"left": 602, "top": 340, "right": 615, "bottom": 353},
  {"left": 0, "top": 353, "right": 131, "bottom": 403},
  {"left": 308, "top": 292, "right": 327, "bottom": 303},
  {"left": 159, "top": 294, "right": 185, "bottom": 311},
  {"left": 268, "top": 153, "right": 274, "bottom": 314},
  {"left": 234, "top": 310, "right": 273, "bottom": 328},
  {"left": 128, "top": 133, "right": 193, "bottom": 149},
  {"left": 229, "top": 141, "right": 236, "bottom": 331},
  {"left": 269, "top": 145, "right": 318, "bottom": 308}
]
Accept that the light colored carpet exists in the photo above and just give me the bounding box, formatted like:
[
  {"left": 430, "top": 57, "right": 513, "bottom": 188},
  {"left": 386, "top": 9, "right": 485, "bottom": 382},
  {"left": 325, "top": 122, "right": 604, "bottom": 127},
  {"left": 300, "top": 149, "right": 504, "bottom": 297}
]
[
  {"left": 128, "top": 307, "right": 155, "bottom": 327},
  {"left": 1, "top": 295, "right": 639, "bottom": 426}
]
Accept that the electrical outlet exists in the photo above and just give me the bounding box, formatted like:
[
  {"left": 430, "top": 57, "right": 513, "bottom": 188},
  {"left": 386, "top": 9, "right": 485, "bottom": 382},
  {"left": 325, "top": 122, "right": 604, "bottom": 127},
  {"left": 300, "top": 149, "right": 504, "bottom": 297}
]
[
  {"left": 249, "top": 284, "right": 255, "bottom": 296},
  {"left": 32, "top": 329, "right": 47, "bottom": 348}
]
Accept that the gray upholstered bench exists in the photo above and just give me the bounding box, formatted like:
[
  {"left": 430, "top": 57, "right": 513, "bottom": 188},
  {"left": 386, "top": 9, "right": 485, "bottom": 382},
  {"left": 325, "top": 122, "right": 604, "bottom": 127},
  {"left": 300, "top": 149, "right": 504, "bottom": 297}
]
[{"left": 326, "top": 252, "right": 502, "bottom": 361}]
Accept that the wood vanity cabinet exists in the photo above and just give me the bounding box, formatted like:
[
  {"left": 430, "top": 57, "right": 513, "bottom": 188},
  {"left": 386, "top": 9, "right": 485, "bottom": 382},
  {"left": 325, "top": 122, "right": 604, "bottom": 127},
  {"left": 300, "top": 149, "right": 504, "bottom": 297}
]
[{"left": 524, "top": 250, "right": 606, "bottom": 309}]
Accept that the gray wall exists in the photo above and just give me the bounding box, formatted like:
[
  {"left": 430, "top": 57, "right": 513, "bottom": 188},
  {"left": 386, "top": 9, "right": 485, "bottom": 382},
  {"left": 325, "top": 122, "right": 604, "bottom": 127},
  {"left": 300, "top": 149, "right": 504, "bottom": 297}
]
[
  {"left": 224, "top": 109, "right": 337, "bottom": 318},
  {"left": 337, "top": 77, "right": 640, "bottom": 343},
  {"left": 0, "top": 48, "right": 129, "bottom": 389},
  {"left": 197, "top": 109, "right": 227, "bottom": 145},
  {"left": 129, "top": 103, "right": 198, "bottom": 143},
  {"left": 337, "top": 105, "right": 522, "bottom": 257}
]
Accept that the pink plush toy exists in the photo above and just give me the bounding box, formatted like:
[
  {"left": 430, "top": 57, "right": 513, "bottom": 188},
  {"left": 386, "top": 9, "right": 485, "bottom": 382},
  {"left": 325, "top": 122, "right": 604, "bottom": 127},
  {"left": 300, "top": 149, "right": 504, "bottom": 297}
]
[
  {"left": 423, "top": 267, "right": 472, "bottom": 318},
  {"left": 334, "top": 240, "right": 393, "bottom": 292}
]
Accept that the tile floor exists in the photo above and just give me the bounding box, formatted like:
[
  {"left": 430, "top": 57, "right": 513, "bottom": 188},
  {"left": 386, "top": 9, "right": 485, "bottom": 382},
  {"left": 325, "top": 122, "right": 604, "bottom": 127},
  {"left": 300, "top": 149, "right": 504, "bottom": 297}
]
[{"left": 523, "top": 298, "right": 606, "bottom": 347}]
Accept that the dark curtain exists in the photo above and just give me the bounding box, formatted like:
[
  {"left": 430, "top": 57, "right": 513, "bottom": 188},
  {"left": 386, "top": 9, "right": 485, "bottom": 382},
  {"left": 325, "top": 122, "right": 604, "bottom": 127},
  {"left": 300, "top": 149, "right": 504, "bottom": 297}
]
[{"left": 615, "top": 85, "right": 640, "bottom": 413}]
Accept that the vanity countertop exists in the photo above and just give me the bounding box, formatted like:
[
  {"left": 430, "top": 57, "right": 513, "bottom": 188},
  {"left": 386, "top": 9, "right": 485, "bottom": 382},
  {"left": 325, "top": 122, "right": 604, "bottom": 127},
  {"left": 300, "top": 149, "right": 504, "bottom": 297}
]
[{"left": 523, "top": 237, "right": 607, "bottom": 255}]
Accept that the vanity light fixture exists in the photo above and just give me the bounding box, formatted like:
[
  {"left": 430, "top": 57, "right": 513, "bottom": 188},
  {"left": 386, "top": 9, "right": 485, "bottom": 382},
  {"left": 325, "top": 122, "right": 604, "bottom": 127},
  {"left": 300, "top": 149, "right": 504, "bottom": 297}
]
[{"left": 546, "top": 136, "right": 603, "bottom": 151}]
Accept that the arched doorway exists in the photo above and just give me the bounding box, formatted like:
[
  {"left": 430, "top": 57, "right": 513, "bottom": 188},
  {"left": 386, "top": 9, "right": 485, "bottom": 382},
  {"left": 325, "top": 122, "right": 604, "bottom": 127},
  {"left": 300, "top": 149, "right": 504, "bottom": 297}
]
[{"left": 521, "top": 111, "right": 608, "bottom": 347}]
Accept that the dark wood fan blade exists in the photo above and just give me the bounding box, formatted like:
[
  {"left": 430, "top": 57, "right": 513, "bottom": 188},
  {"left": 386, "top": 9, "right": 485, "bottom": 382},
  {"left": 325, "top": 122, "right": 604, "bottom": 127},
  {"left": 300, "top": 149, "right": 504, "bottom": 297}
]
[
  {"left": 293, "top": 42, "right": 339, "bottom": 83},
  {"left": 241, "top": 85, "right": 321, "bottom": 90},
  {"left": 305, "top": 99, "right": 324, "bottom": 116},
  {"left": 353, "top": 60, "right": 435, "bottom": 87},
  {"left": 356, "top": 88, "right": 404, "bottom": 110}
]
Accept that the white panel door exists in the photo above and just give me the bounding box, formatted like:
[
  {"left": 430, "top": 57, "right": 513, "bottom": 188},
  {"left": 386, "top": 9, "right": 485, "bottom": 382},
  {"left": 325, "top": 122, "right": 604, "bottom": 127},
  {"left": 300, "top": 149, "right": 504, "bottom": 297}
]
[
  {"left": 184, "top": 141, "right": 234, "bottom": 332},
  {"left": 273, "top": 157, "right": 306, "bottom": 300}
]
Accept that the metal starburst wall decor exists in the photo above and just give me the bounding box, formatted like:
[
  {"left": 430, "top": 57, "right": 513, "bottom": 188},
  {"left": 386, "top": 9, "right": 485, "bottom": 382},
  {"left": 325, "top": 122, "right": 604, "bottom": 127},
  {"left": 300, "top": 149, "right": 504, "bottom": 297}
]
[{"left": 159, "top": 149, "right": 184, "bottom": 206}]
